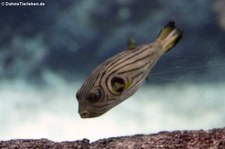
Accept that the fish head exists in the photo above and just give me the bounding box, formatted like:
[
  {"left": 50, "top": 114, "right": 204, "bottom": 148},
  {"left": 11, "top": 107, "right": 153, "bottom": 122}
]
[
  {"left": 76, "top": 85, "right": 109, "bottom": 118},
  {"left": 76, "top": 69, "right": 133, "bottom": 118}
]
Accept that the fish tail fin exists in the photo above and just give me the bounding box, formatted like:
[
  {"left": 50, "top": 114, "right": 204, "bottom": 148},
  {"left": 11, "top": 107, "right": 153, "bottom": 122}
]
[{"left": 157, "top": 21, "right": 183, "bottom": 53}]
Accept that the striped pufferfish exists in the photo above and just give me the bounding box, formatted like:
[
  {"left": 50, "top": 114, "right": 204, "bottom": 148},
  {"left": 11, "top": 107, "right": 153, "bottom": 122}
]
[{"left": 76, "top": 22, "right": 182, "bottom": 118}]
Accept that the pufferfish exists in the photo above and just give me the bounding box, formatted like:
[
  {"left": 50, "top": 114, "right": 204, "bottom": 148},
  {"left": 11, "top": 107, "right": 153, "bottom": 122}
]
[{"left": 76, "top": 22, "right": 182, "bottom": 118}]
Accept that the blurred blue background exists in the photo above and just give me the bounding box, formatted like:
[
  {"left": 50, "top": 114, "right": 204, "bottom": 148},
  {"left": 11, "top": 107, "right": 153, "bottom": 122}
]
[{"left": 0, "top": 0, "right": 225, "bottom": 141}]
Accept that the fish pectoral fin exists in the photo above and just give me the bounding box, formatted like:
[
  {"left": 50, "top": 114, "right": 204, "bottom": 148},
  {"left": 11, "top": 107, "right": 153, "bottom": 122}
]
[
  {"left": 124, "top": 80, "right": 132, "bottom": 89},
  {"left": 112, "top": 81, "right": 132, "bottom": 93},
  {"left": 112, "top": 82, "right": 125, "bottom": 93},
  {"left": 127, "top": 38, "right": 136, "bottom": 50}
]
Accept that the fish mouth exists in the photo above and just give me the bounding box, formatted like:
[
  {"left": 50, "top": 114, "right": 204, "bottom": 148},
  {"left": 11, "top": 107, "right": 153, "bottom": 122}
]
[
  {"left": 78, "top": 104, "right": 110, "bottom": 118},
  {"left": 79, "top": 110, "right": 103, "bottom": 118},
  {"left": 79, "top": 110, "right": 90, "bottom": 118}
]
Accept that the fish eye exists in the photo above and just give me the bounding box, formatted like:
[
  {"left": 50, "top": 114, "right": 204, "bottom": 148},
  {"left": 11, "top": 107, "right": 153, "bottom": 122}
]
[{"left": 87, "top": 88, "right": 102, "bottom": 103}]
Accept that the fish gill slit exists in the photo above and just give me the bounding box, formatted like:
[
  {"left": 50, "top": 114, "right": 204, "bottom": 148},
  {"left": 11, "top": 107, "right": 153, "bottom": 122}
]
[{"left": 105, "top": 74, "right": 119, "bottom": 96}]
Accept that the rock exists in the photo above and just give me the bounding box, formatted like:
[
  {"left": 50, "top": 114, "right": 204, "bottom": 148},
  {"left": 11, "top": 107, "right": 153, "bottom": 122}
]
[
  {"left": 0, "top": 139, "right": 90, "bottom": 149},
  {"left": 1, "top": 128, "right": 225, "bottom": 148}
]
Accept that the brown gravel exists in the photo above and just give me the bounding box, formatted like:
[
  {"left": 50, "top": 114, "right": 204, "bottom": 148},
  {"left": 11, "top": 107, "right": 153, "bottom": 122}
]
[{"left": 0, "top": 128, "right": 225, "bottom": 149}]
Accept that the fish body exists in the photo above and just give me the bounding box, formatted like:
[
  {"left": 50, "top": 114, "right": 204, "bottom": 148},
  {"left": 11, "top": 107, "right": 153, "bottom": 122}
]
[{"left": 76, "top": 22, "right": 182, "bottom": 118}]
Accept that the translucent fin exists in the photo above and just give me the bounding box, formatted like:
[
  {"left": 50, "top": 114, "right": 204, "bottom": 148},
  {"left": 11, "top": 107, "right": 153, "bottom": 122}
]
[
  {"left": 157, "top": 21, "right": 183, "bottom": 52},
  {"left": 112, "top": 79, "right": 132, "bottom": 93},
  {"left": 127, "top": 38, "right": 136, "bottom": 50}
]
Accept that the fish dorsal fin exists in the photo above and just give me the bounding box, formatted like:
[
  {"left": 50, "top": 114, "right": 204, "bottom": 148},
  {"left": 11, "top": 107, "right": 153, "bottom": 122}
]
[{"left": 127, "top": 38, "right": 136, "bottom": 50}]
